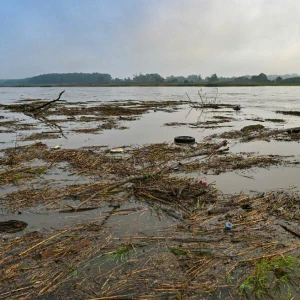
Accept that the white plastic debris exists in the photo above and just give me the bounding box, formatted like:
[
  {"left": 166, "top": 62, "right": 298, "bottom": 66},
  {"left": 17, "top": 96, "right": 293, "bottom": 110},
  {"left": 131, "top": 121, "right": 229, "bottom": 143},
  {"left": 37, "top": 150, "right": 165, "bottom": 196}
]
[{"left": 110, "top": 147, "right": 124, "bottom": 154}]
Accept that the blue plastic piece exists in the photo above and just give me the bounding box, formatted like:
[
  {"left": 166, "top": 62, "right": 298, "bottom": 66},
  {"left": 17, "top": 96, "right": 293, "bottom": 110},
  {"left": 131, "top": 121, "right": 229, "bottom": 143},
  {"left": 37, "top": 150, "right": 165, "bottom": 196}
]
[{"left": 224, "top": 221, "right": 233, "bottom": 231}]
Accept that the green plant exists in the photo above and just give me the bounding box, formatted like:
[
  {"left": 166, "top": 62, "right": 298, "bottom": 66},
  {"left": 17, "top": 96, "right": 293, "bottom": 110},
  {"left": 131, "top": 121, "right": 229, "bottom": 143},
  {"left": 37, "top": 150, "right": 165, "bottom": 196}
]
[
  {"left": 170, "top": 247, "right": 187, "bottom": 256},
  {"left": 108, "top": 244, "right": 134, "bottom": 262},
  {"left": 13, "top": 173, "right": 22, "bottom": 184},
  {"left": 70, "top": 268, "right": 79, "bottom": 278},
  {"left": 240, "top": 255, "right": 300, "bottom": 299},
  {"left": 226, "top": 271, "right": 233, "bottom": 284},
  {"left": 175, "top": 293, "right": 183, "bottom": 300}
]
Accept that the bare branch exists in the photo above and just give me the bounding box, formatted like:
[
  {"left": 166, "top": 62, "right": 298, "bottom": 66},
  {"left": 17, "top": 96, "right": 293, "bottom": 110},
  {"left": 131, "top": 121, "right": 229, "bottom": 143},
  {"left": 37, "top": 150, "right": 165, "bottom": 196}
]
[{"left": 29, "top": 90, "right": 65, "bottom": 112}]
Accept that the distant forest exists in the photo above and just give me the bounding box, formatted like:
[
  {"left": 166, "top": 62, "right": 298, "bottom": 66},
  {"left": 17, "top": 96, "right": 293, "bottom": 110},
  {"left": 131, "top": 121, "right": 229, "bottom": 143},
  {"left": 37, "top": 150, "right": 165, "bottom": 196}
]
[{"left": 1, "top": 72, "right": 300, "bottom": 86}]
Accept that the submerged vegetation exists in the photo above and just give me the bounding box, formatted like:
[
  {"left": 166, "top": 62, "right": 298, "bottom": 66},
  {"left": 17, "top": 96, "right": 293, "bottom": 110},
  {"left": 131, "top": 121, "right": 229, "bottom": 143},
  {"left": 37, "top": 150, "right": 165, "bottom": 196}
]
[{"left": 276, "top": 110, "right": 300, "bottom": 117}]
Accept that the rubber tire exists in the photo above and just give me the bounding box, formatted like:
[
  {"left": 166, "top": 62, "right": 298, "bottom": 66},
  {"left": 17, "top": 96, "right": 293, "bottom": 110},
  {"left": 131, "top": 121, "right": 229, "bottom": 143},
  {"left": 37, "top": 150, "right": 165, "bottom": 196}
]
[{"left": 174, "top": 136, "right": 195, "bottom": 144}]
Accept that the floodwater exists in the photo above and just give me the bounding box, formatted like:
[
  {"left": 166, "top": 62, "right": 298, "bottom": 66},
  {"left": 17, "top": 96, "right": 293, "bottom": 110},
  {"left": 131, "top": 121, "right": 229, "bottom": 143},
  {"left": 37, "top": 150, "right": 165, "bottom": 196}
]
[
  {"left": 0, "top": 86, "right": 300, "bottom": 196},
  {"left": 1, "top": 86, "right": 300, "bottom": 299},
  {"left": 0, "top": 86, "right": 300, "bottom": 146}
]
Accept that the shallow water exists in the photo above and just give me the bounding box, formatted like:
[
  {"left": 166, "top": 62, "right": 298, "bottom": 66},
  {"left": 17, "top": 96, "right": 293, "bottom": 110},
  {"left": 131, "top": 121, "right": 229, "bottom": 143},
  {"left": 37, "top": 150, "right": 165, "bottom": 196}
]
[
  {"left": 0, "top": 86, "right": 299, "bottom": 224},
  {"left": 1, "top": 86, "right": 300, "bottom": 108},
  {"left": 1, "top": 87, "right": 300, "bottom": 300},
  {"left": 1, "top": 86, "right": 300, "bottom": 148},
  {"left": 0, "top": 201, "right": 173, "bottom": 237},
  {"left": 206, "top": 166, "right": 300, "bottom": 194}
]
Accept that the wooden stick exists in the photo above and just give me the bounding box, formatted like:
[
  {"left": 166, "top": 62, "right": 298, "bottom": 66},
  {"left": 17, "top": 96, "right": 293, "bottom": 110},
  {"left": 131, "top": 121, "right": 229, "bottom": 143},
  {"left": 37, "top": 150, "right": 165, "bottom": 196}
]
[
  {"left": 29, "top": 90, "right": 65, "bottom": 112},
  {"left": 241, "top": 243, "right": 300, "bottom": 262},
  {"left": 19, "top": 229, "right": 69, "bottom": 256},
  {"left": 280, "top": 224, "right": 300, "bottom": 239}
]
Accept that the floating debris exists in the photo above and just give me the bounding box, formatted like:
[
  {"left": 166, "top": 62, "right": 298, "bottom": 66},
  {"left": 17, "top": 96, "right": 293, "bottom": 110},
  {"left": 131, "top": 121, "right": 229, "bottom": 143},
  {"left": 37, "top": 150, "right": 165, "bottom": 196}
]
[
  {"left": 51, "top": 145, "right": 62, "bottom": 150},
  {"left": 0, "top": 220, "right": 28, "bottom": 233},
  {"left": 0, "top": 92, "right": 300, "bottom": 299},
  {"left": 110, "top": 147, "right": 124, "bottom": 154}
]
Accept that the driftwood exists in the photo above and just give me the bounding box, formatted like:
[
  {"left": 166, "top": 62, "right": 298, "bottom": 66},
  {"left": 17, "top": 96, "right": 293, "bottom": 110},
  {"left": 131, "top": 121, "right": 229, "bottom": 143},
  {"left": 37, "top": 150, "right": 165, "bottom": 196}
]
[
  {"left": 243, "top": 126, "right": 300, "bottom": 142},
  {"left": 24, "top": 91, "right": 67, "bottom": 138},
  {"left": 59, "top": 206, "right": 101, "bottom": 213},
  {"left": 0, "top": 220, "right": 28, "bottom": 233},
  {"left": 37, "top": 115, "right": 67, "bottom": 139},
  {"left": 270, "top": 127, "right": 300, "bottom": 134},
  {"left": 268, "top": 127, "right": 300, "bottom": 135},
  {"left": 29, "top": 90, "right": 65, "bottom": 113}
]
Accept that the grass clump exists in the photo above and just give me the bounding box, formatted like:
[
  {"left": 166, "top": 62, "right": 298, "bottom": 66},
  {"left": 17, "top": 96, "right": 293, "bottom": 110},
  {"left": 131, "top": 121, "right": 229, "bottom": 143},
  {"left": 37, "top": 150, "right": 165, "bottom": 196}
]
[
  {"left": 108, "top": 244, "right": 134, "bottom": 262},
  {"left": 170, "top": 247, "right": 187, "bottom": 256},
  {"left": 241, "top": 124, "right": 265, "bottom": 133},
  {"left": 240, "top": 255, "right": 300, "bottom": 299}
]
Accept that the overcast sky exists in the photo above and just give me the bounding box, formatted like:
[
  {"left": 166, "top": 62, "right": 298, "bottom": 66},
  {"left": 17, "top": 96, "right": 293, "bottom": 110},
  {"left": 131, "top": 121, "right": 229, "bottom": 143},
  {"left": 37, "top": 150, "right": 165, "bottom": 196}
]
[{"left": 1, "top": 0, "right": 300, "bottom": 79}]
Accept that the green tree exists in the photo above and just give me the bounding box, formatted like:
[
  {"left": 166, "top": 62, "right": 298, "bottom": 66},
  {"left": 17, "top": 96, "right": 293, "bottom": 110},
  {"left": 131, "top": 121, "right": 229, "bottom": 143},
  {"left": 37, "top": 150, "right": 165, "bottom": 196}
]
[
  {"left": 208, "top": 73, "right": 218, "bottom": 82},
  {"left": 132, "top": 73, "right": 164, "bottom": 84},
  {"left": 187, "top": 74, "right": 201, "bottom": 83},
  {"left": 251, "top": 73, "right": 269, "bottom": 82}
]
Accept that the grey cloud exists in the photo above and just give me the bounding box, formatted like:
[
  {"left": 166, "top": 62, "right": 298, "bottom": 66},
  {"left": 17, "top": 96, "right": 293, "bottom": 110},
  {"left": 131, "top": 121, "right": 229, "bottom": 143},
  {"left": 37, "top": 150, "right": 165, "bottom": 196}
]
[{"left": 1, "top": 0, "right": 300, "bottom": 78}]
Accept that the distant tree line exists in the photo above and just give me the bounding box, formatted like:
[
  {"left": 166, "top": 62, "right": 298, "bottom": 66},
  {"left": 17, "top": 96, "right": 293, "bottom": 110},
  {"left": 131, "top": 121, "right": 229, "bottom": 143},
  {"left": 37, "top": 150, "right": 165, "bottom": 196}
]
[
  {"left": 27, "top": 73, "right": 112, "bottom": 84},
  {"left": 1, "top": 72, "right": 300, "bottom": 86},
  {"left": 1, "top": 73, "right": 112, "bottom": 85}
]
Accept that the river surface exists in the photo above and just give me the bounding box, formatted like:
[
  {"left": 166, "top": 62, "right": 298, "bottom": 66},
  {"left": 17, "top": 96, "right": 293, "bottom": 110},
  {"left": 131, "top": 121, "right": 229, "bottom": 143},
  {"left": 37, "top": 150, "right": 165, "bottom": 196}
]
[
  {"left": 1, "top": 86, "right": 300, "bottom": 109},
  {"left": 1, "top": 86, "right": 300, "bottom": 145},
  {"left": 1, "top": 86, "right": 300, "bottom": 195},
  {"left": 1, "top": 87, "right": 299, "bottom": 300}
]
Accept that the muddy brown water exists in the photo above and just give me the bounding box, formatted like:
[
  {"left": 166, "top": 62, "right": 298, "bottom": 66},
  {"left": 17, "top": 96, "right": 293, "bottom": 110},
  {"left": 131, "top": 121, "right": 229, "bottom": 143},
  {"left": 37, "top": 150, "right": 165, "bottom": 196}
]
[
  {"left": 0, "top": 87, "right": 300, "bottom": 299},
  {"left": 1, "top": 86, "right": 300, "bottom": 223}
]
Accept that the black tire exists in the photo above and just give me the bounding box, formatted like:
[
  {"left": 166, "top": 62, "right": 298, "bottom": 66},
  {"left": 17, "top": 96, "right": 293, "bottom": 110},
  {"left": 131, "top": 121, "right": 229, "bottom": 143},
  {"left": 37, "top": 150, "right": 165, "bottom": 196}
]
[
  {"left": 287, "top": 128, "right": 300, "bottom": 134},
  {"left": 174, "top": 136, "right": 195, "bottom": 144}
]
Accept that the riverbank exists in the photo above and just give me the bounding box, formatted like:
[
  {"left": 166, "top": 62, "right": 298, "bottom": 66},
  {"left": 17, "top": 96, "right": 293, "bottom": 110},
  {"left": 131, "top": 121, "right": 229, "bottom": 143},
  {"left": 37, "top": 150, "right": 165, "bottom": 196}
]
[{"left": 2, "top": 82, "right": 300, "bottom": 88}]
